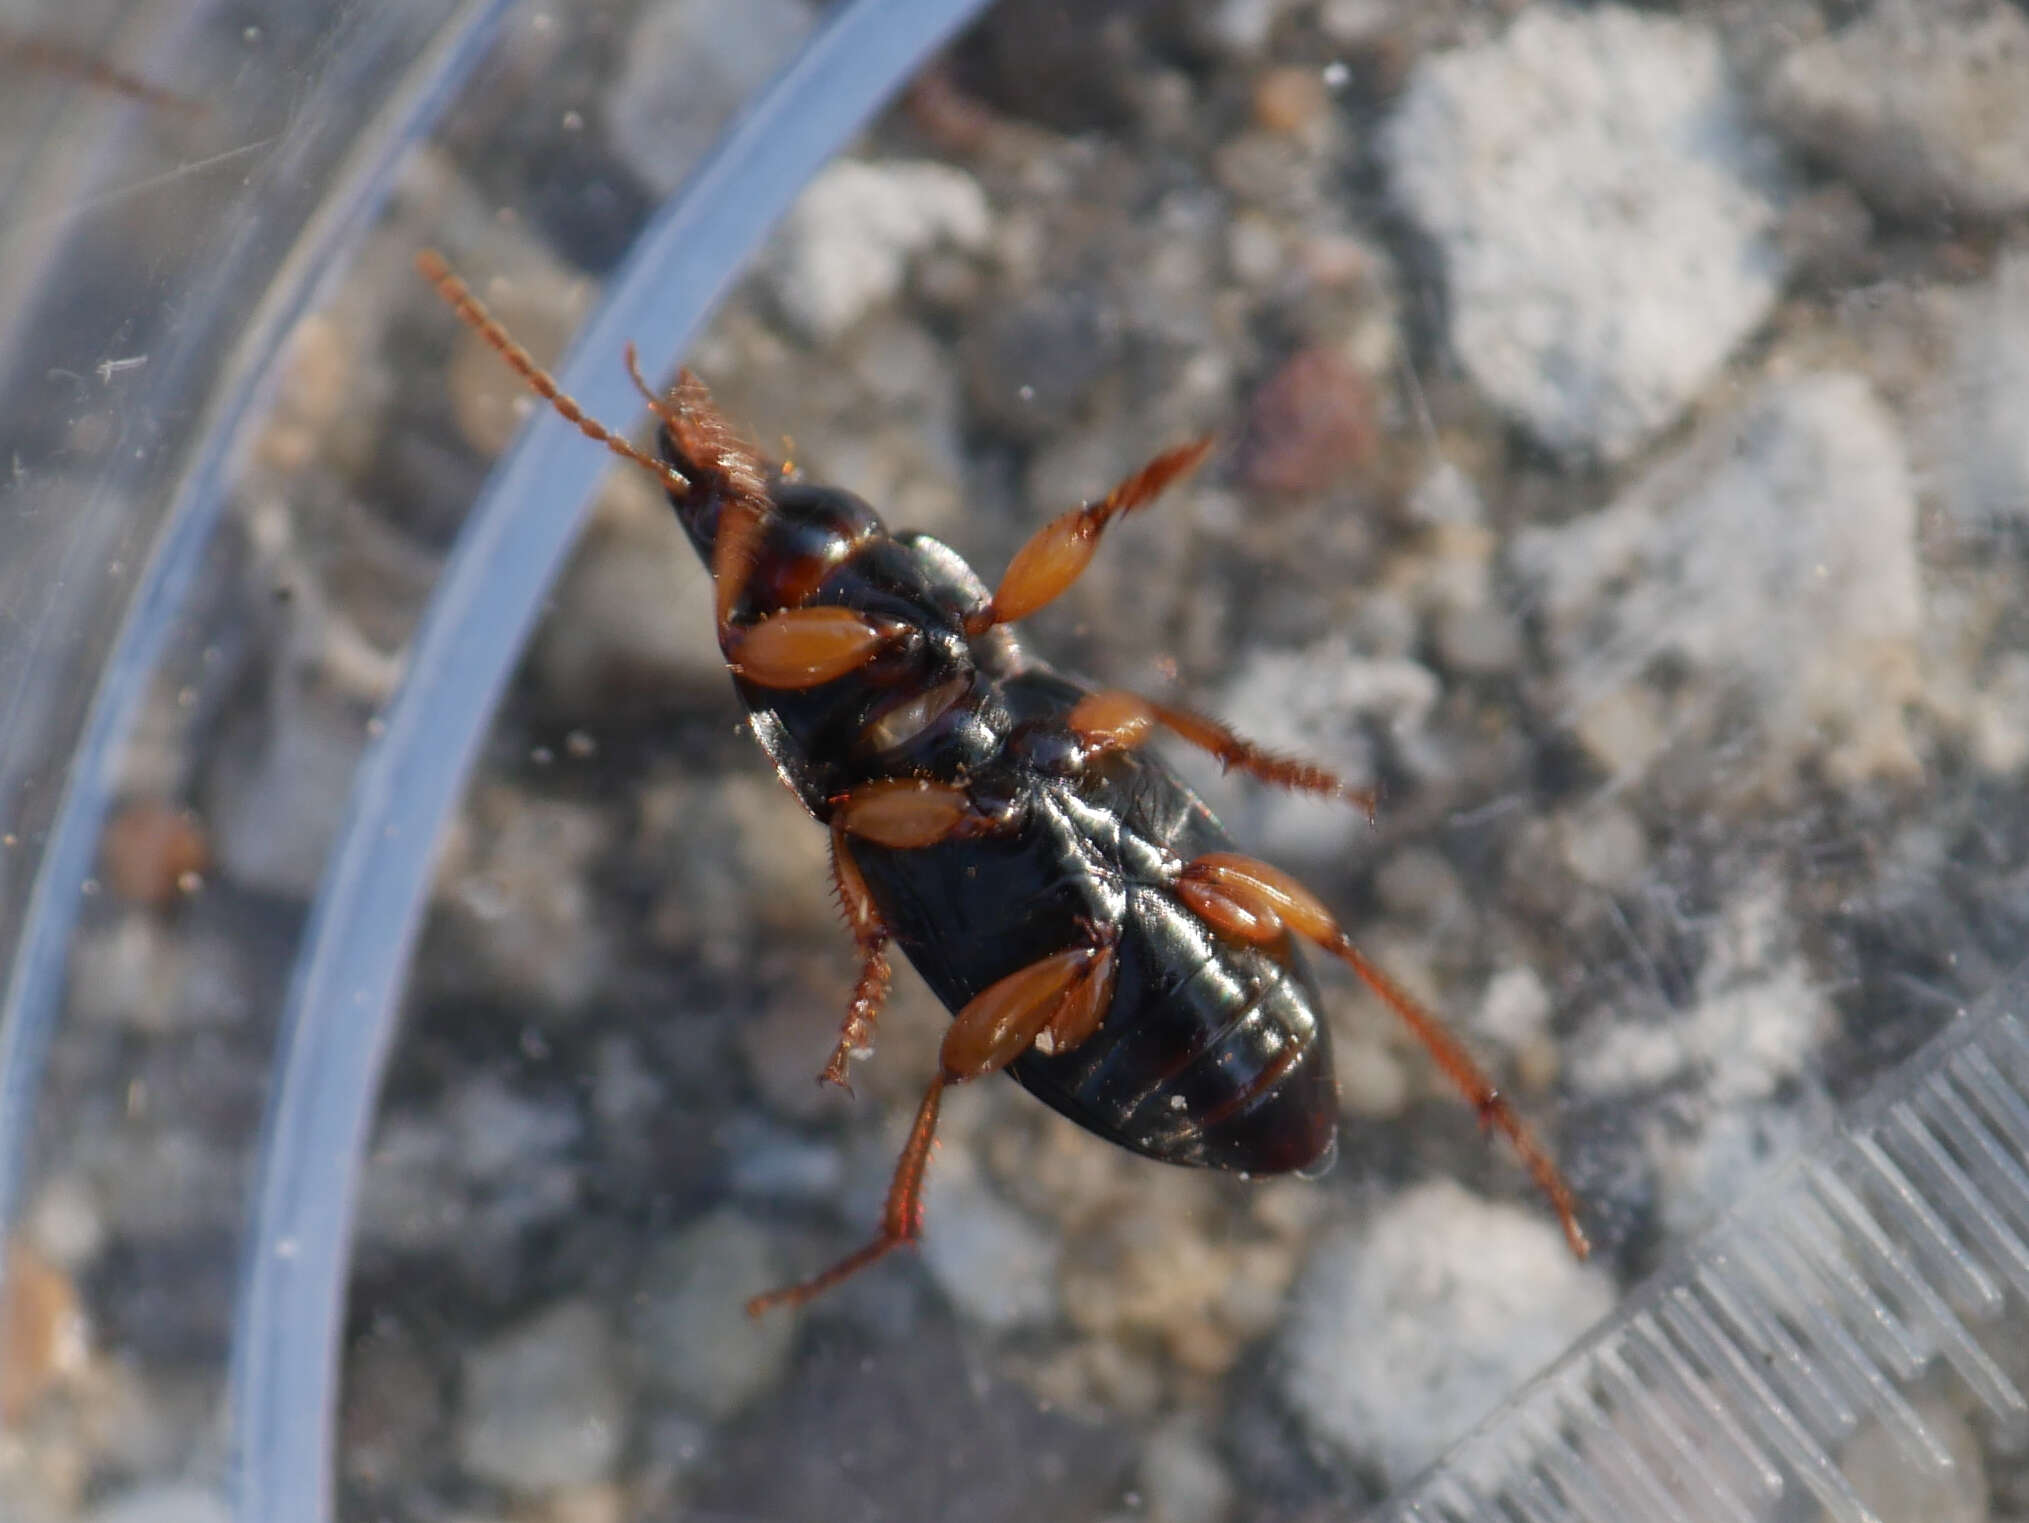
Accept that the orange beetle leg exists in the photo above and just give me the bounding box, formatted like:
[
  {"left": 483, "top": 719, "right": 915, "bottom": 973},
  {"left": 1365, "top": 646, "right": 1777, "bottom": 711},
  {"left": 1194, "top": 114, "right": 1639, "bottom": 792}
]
[
  {"left": 819, "top": 822, "right": 892, "bottom": 1091},
  {"left": 1178, "top": 851, "right": 1589, "bottom": 1260},
  {"left": 748, "top": 938, "right": 1119, "bottom": 1316},
  {"left": 723, "top": 607, "right": 905, "bottom": 689},
  {"left": 966, "top": 437, "right": 1214, "bottom": 633},
  {"left": 1067, "top": 691, "right": 1377, "bottom": 821}
]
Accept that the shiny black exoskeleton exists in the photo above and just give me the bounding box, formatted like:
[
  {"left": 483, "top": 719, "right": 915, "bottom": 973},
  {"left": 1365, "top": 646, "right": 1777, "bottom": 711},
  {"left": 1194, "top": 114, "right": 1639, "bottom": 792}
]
[
  {"left": 416, "top": 249, "right": 1588, "bottom": 1314},
  {"left": 684, "top": 476, "right": 1339, "bottom": 1175}
]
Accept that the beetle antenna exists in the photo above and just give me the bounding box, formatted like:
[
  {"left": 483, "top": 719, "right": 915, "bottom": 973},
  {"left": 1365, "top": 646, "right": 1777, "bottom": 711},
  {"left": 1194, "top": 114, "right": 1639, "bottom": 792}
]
[
  {"left": 414, "top": 250, "right": 693, "bottom": 502},
  {"left": 623, "top": 341, "right": 686, "bottom": 436},
  {"left": 3, "top": 27, "right": 205, "bottom": 114}
]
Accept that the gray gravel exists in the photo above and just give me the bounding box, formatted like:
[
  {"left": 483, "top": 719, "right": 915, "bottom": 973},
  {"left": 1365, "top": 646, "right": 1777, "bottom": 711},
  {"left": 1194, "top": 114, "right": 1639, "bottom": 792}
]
[
  {"left": 1512, "top": 370, "right": 1925, "bottom": 793},
  {"left": 1764, "top": 0, "right": 2029, "bottom": 222},
  {"left": 10, "top": 3, "right": 2029, "bottom": 1522},
  {"left": 1932, "top": 250, "right": 2029, "bottom": 535},
  {"left": 1279, "top": 1179, "right": 1616, "bottom": 1486},
  {"left": 456, "top": 1300, "right": 626, "bottom": 1494},
  {"left": 604, "top": 0, "right": 821, "bottom": 199},
  {"left": 627, "top": 1209, "right": 798, "bottom": 1420}
]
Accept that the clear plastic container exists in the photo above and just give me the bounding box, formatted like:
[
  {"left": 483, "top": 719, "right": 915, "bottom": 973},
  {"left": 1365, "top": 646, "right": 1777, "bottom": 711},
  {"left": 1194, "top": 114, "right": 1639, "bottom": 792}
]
[{"left": 2, "top": 3, "right": 2025, "bottom": 1522}]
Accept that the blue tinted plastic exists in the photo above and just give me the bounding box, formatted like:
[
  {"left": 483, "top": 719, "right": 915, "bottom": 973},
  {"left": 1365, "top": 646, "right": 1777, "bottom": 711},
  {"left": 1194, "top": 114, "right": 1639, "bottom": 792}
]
[
  {"left": 230, "top": 2, "right": 992, "bottom": 1517},
  {"left": 0, "top": 0, "right": 503, "bottom": 1273},
  {"left": 4, "top": 7, "right": 2021, "bottom": 1523}
]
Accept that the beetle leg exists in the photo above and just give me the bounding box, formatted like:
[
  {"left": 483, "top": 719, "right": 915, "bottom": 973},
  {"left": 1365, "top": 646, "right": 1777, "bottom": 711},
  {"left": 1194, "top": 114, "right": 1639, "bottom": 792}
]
[
  {"left": 937, "top": 943, "right": 1117, "bottom": 1077},
  {"left": 829, "top": 777, "right": 1010, "bottom": 849},
  {"left": 1066, "top": 689, "right": 1378, "bottom": 821},
  {"left": 721, "top": 607, "right": 909, "bottom": 689},
  {"left": 821, "top": 821, "right": 891, "bottom": 1091},
  {"left": 1177, "top": 851, "right": 1590, "bottom": 1260},
  {"left": 815, "top": 778, "right": 1024, "bottom": 1083},
  {"left": 745, "top": 1071, "right": 948, "bottom": 1317},
  {"left": 965, "top": 437, "right": 1214, "bottom": 633},
  {"left": 748, "top": 939, "right": 1118, "bottom": 1316}
]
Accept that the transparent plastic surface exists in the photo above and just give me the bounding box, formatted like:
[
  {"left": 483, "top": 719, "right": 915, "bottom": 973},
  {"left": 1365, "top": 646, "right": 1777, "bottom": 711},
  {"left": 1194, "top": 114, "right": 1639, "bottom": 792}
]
[
  {"left": 1, "top": 4, "right": 2026, "bottom": 1523},
  {"left": 0, "top": 0, "right": 498, "bottom": 1511},
  {"left": 1378, "top": 968, "right": 2029, "bottom": 1523},
  {"left": 237, "top": 4, "right": 987, "bottom": 1518}
]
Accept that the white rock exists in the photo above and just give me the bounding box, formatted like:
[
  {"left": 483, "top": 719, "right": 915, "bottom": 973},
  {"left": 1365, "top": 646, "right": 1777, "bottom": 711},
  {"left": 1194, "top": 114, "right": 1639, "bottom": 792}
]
[
  {"left": 95, "top": 1126, "right": 243, "bottom": 1241},
  {"left": 1320, "top": 0, "right": 1404, "bottom": 48},
  {"left": 451, "top": 1074, "right": 583, "bottom": 1186},
  {"left": 359, "top": 1076, "right": 581, "bottom": 1258},
  {"left": 1407, "top": 460, "right": 1484, "bottom": 529},
  {"left": 68, "top": 916, "right": 178, "bottom": 1030},
  {"left": 357, "top": 1113, "right": 462, "bottom": 1253},
  {"left": 765, "top": 159, "right": 991, "bottom": 343},
  {"left": 629, "top": 1210, "right": 796, "bottom": 1420},
  {"left": 1476, "top": 966, "right": 1552, "bottom": 1054},
  {"left": 604, "top": 0, "right": 817, "bottom": 198},
  {"left": 26, "top": 1173, "right": 106, "bottom": 1270},
  {"left": 1384, "top": 5, "right": 1786, "bottom": 460},
  {"left": 1280, "top": 1179, "right": 1614, "bottom": 1484},
  {"left": 458, "top": 1301, "right": 625, "bottom": 1494},
  {"left": 723, "top": 1115, "right": 844, "bottom": 1203},
  {"left": 1335, "top": 1030, "right": 1410, "bottom": 1121},
  {"left": 433, "top": 786, "right": 615, "bottom": 1014},
  {"left": 1512, "top": 372, "right": 1923, "bottom": 790},
  {"left": 1831, "top": 1392, "right": 1987, "bottom": 1523},
  {"left": 1766, "top": 0, "right": 2029, "bottom": 221},
  {"left": 1574, "top": 959, "right": 1825, "bottom": 1104},
  {"left": 1647, "top": 1098, "right": 1819, "bottom": 1242},
  {"left": 205, "top": 690, "right": 365, "bottom": 898},
  {"left": 919, "top": 1156, "right": 1061, "bottom": 1331},
  {"left": 1968, "top": 651, "right": 2029, "bottom": 777},
  {"left": 1207, "top": 0, "right": 1285, "bottom": 57},
  {"left": 1557, "top": 802, "right": 1648, "bottom": 891}
]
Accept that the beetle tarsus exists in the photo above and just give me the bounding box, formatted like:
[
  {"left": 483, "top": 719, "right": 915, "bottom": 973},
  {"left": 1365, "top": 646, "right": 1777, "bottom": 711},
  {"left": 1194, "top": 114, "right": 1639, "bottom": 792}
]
[
  {"left": 747, "top": 1074, "right": 946, "bottom": 1316},
  {"left": 1067, "top": 689, "right": 1377, "bottom": 817},
  {"left": 1178, "top": 849, "right": 1590, "bottom": 1261}
]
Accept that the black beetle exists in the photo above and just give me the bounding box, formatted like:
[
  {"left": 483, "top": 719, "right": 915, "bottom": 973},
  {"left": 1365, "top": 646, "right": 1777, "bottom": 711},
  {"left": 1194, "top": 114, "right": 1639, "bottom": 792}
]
[{"left": 418, "top": 250, "right": 1587, "bottom": 1314}]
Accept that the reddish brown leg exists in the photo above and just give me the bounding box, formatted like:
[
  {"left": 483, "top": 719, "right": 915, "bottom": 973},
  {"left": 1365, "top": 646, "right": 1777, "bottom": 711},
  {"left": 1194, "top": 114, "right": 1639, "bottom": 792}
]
[
  {"left": 745, "top": 1072, "right": 948, "bottom": 1316},
  {"left": 722, "top": 606, "right": 908, "bottom": 688},
  {"left": 821, "top": 820, "right": 891, "bottom": 1092},
  {"left": 829, "top": 778, "right": 992, "bottom": 847},
  {"left": 747, "top": 940, "right": 1118, "bottom": 1315},
  {"left": 1177, "top": 851, "right": 1589, "bottom": 1259},
  {"left": 966, "top": 437, "right": 1215, "bottom": 633},
  {"left": 1067, "top": 689, "right": 1377, "bottom": 820},
  {"left": 814, "top": 776, "right": 1017, "bottom": 1088}
]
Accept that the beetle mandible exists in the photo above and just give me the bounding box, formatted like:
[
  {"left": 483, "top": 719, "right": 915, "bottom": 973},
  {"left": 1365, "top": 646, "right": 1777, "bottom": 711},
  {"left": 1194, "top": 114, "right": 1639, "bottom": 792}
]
[{"left": 417, "top": 250, "right": 1589, "bottom": 1315}]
